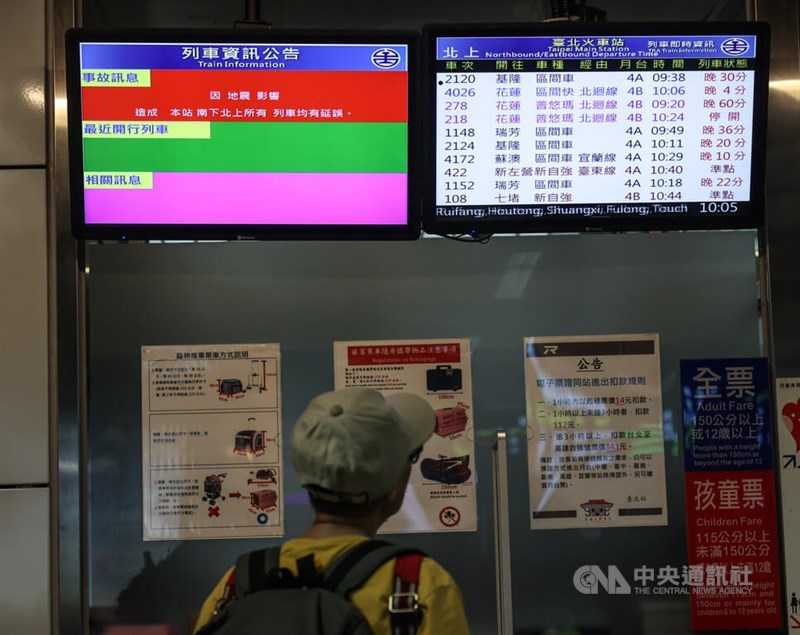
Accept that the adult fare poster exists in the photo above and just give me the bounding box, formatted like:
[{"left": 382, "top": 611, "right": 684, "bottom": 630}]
[
  {"left": 141, "top": 343, "right": 283, "bottom": 540},
  {"left": 524, "top": 334, "right": 668, "bottom": 529},
  {"left": 334, "top": 339, "right": 476, "bottom": 533},
  {"left": 681, "top": 359, "right": 782, "bottom": 631}
]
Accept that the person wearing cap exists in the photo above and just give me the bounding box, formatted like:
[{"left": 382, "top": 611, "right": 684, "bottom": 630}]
[{"left": 192, "top": 388, "right": 470, "bottom": 634}]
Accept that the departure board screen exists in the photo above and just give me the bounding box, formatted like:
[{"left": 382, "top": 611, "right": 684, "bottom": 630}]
[
  {"left": 423, "top": 23, "right": 770, "bottom": 235},
  {"left": 66, "top": 30, "right": 419, "bottom": 240}
]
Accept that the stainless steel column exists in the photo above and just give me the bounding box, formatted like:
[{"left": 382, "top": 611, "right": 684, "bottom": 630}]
[
  {"left": 755, "top": 0, "right": 800, "bottom": 375},
  {"left": 752, "top": 0, "right": 800, "bottom": 632},
  {"left": 493, "top": 429, "right": 513, "bottom": 634},
  {"left": 47, "top": 0, "right": 81, "bottom": 633}
]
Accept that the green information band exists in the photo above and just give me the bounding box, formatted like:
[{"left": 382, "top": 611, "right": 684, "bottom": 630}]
[{"left": 83, "top": 122, "right": 408, "bottom": 173}]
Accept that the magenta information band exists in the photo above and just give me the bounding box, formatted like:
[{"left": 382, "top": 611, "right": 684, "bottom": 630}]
[{"left": 84, "top": 172, "right": 408, "bottom": 225}]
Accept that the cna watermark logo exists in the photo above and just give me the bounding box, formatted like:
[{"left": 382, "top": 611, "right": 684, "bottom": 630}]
[
  {"left": 573, "top": 564, "right": 754, "bottom": 596},
  {"left": 574, "top": 565, "right": 631, "bottom": 594}
]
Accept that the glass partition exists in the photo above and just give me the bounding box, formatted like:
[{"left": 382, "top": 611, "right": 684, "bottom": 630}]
[{"left": 85, "top": 230, "right": 761, "bottom": 634}]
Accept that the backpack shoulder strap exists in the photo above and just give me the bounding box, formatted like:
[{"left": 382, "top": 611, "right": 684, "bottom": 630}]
[
  {"left": 323, "top": 540, "right": 425, "bottom": 634},
  {"left": 390, "top": 553, "right": 424, "bottom": 635},
  {"left": 233, "top": 546, "right": 284, "bottom": 597},
  {"left": 324, "top": 540, "right": 422, "bottom": 596}
]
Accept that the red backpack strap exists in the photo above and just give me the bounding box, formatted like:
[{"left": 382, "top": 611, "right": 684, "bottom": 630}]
[{"left": 389, "top": 553, "right": 423, "bottom": 635}]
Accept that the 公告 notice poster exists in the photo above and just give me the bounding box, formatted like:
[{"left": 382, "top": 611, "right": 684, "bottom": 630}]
[
  {"left": 334, "top": 339, "right": 476, "bottom": 533},
  {"left": 524, "top": 334, "right": 667, "bottom": 530},
  {"left": 776, "top": 377, "right": 799, "bottom": 631},
  {"left": 141, "top": 343, "right": 283, "bottom": 540},
  {"left": 681, "top": 358, "right": 782, "bottom": 631}
]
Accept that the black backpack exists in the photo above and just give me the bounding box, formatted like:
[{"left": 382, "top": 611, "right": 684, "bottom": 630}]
[{"left": 196, "top": 540, "right": 424, "bottom": 635}]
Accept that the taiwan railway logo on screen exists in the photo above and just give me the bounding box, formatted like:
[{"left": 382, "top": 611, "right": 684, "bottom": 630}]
[
  {"left": 720, "top": 38, "right": 750, "bottom": 56},
  {"left": 371, "top": 48, "right": 401, "bottom": 68}
]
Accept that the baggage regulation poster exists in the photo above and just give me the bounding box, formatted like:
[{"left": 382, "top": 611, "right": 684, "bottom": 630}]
[
  {"left": 776, "top": 378, "right": 800, "bottom": 631},
  {"left": 334, "top": 338, "right": 477, "bottom": 533},
  {"left": 524, "top": 333, "right": 668, "bottom": 529},
  {"left": 141, "top": 343, "right": 283, "bottom": 540}
]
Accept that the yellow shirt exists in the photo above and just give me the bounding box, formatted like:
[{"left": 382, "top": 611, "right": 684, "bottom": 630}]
[{"left": 193, "top": 534, "right": 470, "bottom": 634}]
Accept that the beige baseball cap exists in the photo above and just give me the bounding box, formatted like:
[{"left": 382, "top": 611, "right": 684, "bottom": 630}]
[{"left": 290, "top": 388, "right": 435, "bottom": 504}]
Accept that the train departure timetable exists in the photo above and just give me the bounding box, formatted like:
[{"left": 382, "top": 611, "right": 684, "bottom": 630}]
[{"left": 425, "top": 25, "right": 770, "bottom": 234}]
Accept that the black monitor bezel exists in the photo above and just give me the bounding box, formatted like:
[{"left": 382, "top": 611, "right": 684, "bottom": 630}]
[
  {"left": 65, "top": 28, "right": 421, "bottom": 241},
  {"left": 421, "top": 21, "right": 771, "bottom": 236}
]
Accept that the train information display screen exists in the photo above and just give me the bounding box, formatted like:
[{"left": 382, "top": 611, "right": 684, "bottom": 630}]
[
  {"left": 423, "top": 22, "right": 770, "bottom": 235},
  {"left": 66, "top": 30, "right": 419, "bottom": 240}
]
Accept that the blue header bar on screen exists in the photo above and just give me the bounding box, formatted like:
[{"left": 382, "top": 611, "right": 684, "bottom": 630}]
[
  {"left": 436, "top": 35, "right": 758, "bottom": 61},
  {"left": 80, "top": 42, "right": 409, "bottom": 71}
]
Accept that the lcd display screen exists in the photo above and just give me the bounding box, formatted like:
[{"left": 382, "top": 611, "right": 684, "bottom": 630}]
[
  {"left": 423, "top": 22, "right": 770, "bottom": 235},
  {"left": 66, "top": 30, "right": 419, "bottom": 240}
]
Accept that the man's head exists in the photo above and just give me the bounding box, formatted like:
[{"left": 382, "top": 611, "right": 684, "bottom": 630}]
[{"left": 291, "top": 388, "right": 435, "bottom": 512}]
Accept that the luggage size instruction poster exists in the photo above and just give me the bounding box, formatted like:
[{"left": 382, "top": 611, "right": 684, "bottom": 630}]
[
  {"left": 334, "top": 339, "right": 477, "bottom": 533},
  {"left": 141, "top": 343, "right": 284, "bottom": 540},
  {"left": 776, "top": 378, "right": 800, "bottom": 631},
  {"left": 524, "top": 334, "right": 668, "bottom": 529}
]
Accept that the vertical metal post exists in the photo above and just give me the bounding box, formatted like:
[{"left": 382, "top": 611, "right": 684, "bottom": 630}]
[
  {"left": 236, "top": 0, "right": 270, "bottom": 29},
  {"left": 493, "top": 429, "right": 513, "bottom": 634},
  {"left": 245, "top": 0, "right": 260, "bottom": 22},
  {"left": 47, "top": 0, "right": 81, "bottom": 633},
  {"left": 752, "top": 0, "right": 800, "bottom": 630},
  {"left": 754, "top": 0, "right": 800, "bottom": 376}
]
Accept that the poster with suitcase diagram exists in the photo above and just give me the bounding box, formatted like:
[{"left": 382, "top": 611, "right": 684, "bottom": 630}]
[
  {"left": 141, "top": 343, "right": 284, "bottom": 540},
  {"left": 775, "top": 378, "right": 799, "bottom": 632},
  {"left": 334, "top": 338, "right": 477, "bottom": 533}
]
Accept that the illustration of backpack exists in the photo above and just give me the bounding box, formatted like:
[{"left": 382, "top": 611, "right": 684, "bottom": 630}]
[{"left": 195, "top": 540, "right": 424, "bottom": 635}]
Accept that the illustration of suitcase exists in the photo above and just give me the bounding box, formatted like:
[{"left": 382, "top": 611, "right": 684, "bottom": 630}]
[
  {"left": 220, "top": 378, "right": 243, "bottom": 395},
  {"left": 435, "top": 407, "right": 468, "bottom": 436},
  {"left": 250, "top": 489, "right": 278, "bottom": 510},
  {"left": 420, "top": 455, "right": 471, "bottom": 485},
  {"left": 426, "top": 365, "right": 462, "bottom": 392}
]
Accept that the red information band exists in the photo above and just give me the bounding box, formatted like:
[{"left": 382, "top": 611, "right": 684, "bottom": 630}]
[
  {"left": 347, "top": 344, "right": 461, "bottom": 366},
  {"left": 81, "top": 70, "right": 408, "bottom": 122},
  {"left": 684, "top": 470, "right": 782, "bottom": 631}
]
